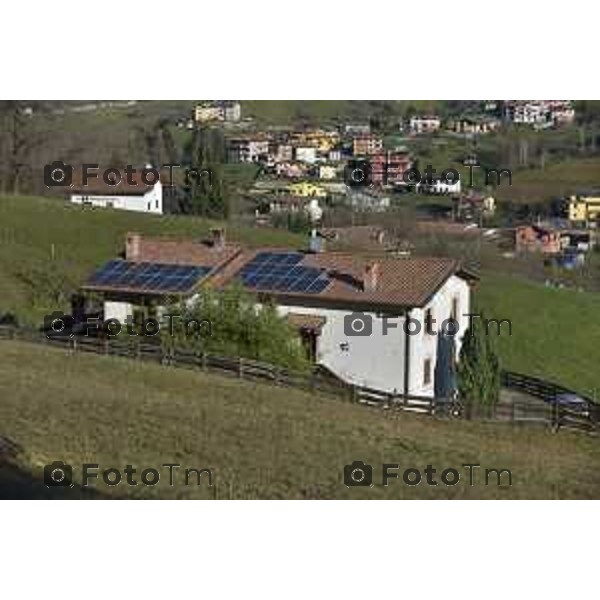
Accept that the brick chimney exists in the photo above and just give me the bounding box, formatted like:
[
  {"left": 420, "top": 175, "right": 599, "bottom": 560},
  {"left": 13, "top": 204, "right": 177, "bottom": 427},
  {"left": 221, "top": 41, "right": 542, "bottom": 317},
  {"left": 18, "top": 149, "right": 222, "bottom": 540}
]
[
  {"left": 363, "top": 261, "right": 380, "bottom": 292},
  {"left": 126, "top": 232, "right": 142, "bottom": 261},
  {"left": 210, "top": 227, "right": 226, "bottom": 249}
]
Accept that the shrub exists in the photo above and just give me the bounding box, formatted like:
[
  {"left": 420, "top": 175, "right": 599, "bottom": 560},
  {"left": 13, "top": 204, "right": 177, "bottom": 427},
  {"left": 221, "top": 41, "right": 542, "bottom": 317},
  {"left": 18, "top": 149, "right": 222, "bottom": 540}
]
[{"left": 161, "top": 285, "right": 310, "bottom": 372}]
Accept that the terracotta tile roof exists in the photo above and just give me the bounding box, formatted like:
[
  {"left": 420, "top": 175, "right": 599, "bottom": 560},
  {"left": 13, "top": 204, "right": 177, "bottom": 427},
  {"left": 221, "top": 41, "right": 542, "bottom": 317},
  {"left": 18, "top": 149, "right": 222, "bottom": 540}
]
[
  {"left": 301, "top": 252, "right": 459, "bottom": 307},
  {"left": 87, "top": 233, "right": 472, "bottom": 308},
  {"left": 130, "top": 236, "right": 241, "bottom": 267},
  {"left": 321, "top": 226, "right": 387, "bottom": 251},
  {"left": 286, "top": 313, "right": 326, "bottom": 332},
  {"left": 209, "top": 247, "right": 462, "bottom": 309},
  {"left": 70, "top": 166, "right": 171, "bottom": 195},
  {"left": 414, "top": 221, "right": 481, "bottom": 237},
  {"left": 82, "top": 234, "right": 242, "bottom": 295}
]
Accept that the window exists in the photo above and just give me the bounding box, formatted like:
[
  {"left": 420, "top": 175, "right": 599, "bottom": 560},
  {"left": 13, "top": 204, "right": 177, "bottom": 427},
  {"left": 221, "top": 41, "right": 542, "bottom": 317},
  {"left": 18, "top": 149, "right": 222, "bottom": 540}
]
[
  {"left": 425, "top": 308, "right": 434, "bottom": 335},
  {"left": 155, "top": 199, "right": 159, "bottom": 209},
  {"left": 147, "top": 202, "right": 151, "bottom": 211},
  {"left": 423, "top": 358, "right": 432, "bottom": 386}
]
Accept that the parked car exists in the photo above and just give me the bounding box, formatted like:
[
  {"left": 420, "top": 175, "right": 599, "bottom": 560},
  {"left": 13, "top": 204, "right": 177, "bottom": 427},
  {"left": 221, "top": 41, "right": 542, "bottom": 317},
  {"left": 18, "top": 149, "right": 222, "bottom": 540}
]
[{"left": 548, "top": 393, "right": 590, "bottom": 417}]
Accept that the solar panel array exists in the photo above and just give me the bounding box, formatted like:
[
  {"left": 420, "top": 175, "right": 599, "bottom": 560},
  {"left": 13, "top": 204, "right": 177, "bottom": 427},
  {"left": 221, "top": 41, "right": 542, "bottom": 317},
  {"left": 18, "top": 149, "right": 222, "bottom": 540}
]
[
  {"left": 237, "top": 252, "right": 330, "bottom": 294},
  {"left": 87, "top": 260, "right": 212, "bottom": 292}
]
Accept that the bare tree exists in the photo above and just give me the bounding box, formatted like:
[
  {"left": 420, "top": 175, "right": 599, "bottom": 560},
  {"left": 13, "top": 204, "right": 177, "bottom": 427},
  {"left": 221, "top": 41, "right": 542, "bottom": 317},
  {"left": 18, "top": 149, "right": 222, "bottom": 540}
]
[{"left": 0, "top": 101, "right": 46, "bottom": 195}]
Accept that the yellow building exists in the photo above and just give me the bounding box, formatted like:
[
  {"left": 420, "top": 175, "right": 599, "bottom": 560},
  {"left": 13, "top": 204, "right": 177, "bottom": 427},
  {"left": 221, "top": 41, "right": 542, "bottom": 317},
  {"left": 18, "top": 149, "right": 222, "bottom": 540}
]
[
  {"left": 567, "top": 195, "right": 600, "bottom": 225},
  {"left": 287, "top": 181, "right": 327, "bottom": 198}
]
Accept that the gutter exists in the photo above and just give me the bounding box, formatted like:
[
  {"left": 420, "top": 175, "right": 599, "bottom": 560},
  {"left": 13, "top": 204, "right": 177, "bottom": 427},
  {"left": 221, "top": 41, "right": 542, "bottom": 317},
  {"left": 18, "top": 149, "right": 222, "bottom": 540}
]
[{"left": 403, "top": 308, "right": 411, "bottom": 397}]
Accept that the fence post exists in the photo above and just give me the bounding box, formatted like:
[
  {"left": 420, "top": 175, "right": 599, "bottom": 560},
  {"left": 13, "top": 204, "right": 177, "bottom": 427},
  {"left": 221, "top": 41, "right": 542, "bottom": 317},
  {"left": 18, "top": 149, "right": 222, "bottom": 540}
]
[
  {"left": 238, "top": 357, "right": 244, "bottom": 378},
  {"left": 464, "top": 399, "right": 472, "bottom": 420},
  {"left": 71, "top": 336, "right": 77, "bottom": 355},
  {"left": 552, "top": 395, "right": 560, "bottom": 433}
]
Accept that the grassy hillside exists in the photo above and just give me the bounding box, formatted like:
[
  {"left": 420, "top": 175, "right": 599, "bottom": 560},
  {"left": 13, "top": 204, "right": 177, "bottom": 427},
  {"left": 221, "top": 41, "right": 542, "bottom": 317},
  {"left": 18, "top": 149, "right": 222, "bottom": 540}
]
[
  {"left": 0, "top": 340, "right": 598, "bottom": 499},
  {"left": 476, "top": 273, "right": 600, "bottom": 397},
  {"left": 0, "top": 195, "right": 302, "bottom": 325},
  {"left": 22, "top": 102, "right": 600, "bottom": 209},
  {"left": 1, "top": 195, "right": 598, "bottom": 394},
  {"left": 242, "top": 100, "right": 444, "bottom": 125},
  {"left": 494, "top": 156, "right": 600, "bottom": 204}
]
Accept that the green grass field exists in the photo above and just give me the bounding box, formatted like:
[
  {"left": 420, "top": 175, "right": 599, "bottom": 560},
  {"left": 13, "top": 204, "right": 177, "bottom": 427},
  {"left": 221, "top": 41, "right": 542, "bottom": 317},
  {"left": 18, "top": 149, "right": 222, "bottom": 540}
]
[
  {"left": 0, "top": 195, "right": 301, "bottom": 324},
  {"left": 494, "top": 156, "right": 600, "bottom": 203},
  {"left": 477, "top": 273, "right": 600, "bottom": 397},
  {"left": 242, "top": 100, "right": 443, "bottom": 125},
  {"left": 1, "top": 194, "right": 598, "bottom": 395},
  {"left": 0, "top": 340, "right": 598, "bottom": 499}
]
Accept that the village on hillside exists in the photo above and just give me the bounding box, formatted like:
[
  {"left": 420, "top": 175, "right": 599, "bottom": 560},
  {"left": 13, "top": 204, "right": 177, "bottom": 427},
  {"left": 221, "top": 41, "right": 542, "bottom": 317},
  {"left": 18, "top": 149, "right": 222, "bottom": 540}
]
[
  {"left": 3, "top": 6, "right": 598, "bottom": 600},
  {"left": 1, "top": 99, "right": 599, "bottom": 500}
]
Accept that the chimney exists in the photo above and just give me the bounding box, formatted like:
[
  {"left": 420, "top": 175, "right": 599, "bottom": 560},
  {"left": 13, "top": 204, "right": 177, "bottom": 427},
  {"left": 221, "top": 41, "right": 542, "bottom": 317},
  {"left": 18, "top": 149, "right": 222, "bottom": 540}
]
[
  {"left": 363, "top": 261, "right": 380, "bottom": 292},
  {"left": 126, "top": 232, "right": 141, "bottom": 261},
  {"left": 210, "top": 227, "right": 226, "bottom": 250}
]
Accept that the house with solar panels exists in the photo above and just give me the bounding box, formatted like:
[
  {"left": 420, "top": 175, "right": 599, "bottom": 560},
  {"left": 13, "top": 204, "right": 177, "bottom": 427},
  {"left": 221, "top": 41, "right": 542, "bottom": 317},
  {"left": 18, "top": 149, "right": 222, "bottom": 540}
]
[
  {"left": 83, "top": 230, "right": 237, "bottom": 324},
  {"left": 83, "top": 229, "right": 476, "bottom": 397}
]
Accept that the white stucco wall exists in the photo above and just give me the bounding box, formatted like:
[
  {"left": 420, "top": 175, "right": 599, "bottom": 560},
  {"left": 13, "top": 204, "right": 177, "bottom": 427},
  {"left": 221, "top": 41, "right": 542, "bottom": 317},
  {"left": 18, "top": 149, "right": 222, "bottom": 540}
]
[
  {"left": 104, "top": 301, "right": 133, "bottom": 323},
  {"left": 407, "top": 275, "right": 471, "bottom": 397},
  {"left": 416, "top": 178, "right": 461, "bottom": 195},
  {"left": 100, "top": 274, "right": 471, "bottom": 396},
  {"left": 295, "top": 147, "right": 317, "bottom": 164},
  {"left": 71, "top": 181, "right": 163, "bottom": 214},
  {"left": 275, "top": 274, "right": 471, "bottom": 396},
  {"left": 276, "top": 303, "right": 408, "bottom": 393}
]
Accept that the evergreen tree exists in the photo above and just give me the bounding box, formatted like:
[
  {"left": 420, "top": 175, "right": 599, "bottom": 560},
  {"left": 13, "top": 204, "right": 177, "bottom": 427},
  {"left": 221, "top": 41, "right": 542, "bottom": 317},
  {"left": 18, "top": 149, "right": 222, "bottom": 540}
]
[
  {"left": 183, "top": 126, "right": 227, "bottom": 218},
  {"left": 456, "top": 313, "right": 501, "bottom": 416}
]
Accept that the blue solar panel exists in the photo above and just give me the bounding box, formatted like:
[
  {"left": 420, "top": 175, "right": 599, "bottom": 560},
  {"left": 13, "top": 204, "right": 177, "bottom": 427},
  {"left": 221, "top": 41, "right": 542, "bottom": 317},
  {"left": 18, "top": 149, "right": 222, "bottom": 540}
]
[
  {"left": 306, "top": 278, "right": 330, "bottom": 293},
  {"left": 87, "top": 261, "right": 212, "bottom": 293},
  {"left": 236, "top": 252, "right": 330, "bottom": 295},
  {"left": 246, "top": 252, "right": 303, "bottom": 267}
]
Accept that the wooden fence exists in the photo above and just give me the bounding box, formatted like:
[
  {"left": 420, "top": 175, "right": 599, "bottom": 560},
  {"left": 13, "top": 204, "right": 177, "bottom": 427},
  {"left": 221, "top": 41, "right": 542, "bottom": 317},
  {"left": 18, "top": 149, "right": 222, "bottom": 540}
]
[
  {"left": 502, "top": 370, "right": 595, "bottom": 404},
  {"left": 0, "top": 326, "right": 598, "bottom": 435}
]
